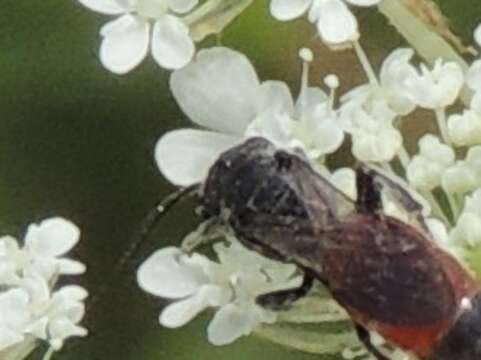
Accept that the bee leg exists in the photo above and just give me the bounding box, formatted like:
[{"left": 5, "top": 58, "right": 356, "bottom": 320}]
[
  {"left": 355, "top": 165, "right": 383, "bottom": 213},
  {"left": 181, "top": 218, "right": 223, "bottom": 253},
  {"left": 355, "top": 324, "right": 389, "bottom": 360},
  {"left": 255, "top": 274, "right": 314, "bottom": 311}
]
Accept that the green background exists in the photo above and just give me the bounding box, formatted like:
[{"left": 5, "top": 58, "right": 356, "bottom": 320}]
[{"left": 0, "top": 0, "right": 480, "bottom": 359}]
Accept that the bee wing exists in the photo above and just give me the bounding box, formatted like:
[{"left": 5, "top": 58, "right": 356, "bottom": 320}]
[{"left": 228, "top": 150, "right": 354, "bottom": 275}]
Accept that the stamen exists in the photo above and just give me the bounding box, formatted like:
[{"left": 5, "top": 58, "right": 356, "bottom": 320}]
[
  {"left": 298, "top": 47, "right": 314, "bottom": 118},
  {"left": 353, "top": 41, "right": 379, "bottom": 86},
  {"left": 42, "top": 347, "right": 55, "bottom": 360},
  {"left": 324, "top": 74, "right": 339, "bottom": 115}
]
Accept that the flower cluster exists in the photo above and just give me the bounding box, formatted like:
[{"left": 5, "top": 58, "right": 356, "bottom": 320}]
[
  {"left": 137, "top": 239, "right": 301, "bottom": 345},
  {"left": 155, "top": 46, "right": 344, "bottom": 186},
  {"left": 0, "top": 218, "right": 87, "bottom": 359},
  {"left": 77, "top": 0, "right": 199, "bottom": 73},
  {"left": 270, "top": 0, "right": 381, "bottom": 45},
  {"left": 137, "top": 14, "right": 481, "bottom": 359},
  {"left": 6, "top": 0, "right": 481, "bottom": 359}
]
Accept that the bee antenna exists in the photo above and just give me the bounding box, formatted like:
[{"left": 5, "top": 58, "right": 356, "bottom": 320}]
[
  {"left": 89, "top": 183, "right": 200, "bottom": 308},
  {"left": 115, "top": 183, "right": 200, "bottom": 274}
]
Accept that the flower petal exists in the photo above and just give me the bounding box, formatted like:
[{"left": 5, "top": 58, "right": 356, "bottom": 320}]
[
  {"left": 170, "top": 47, "right": 261, "bottom": 134},
  {"left": 77, "top": 0, "right": 126, "bottom": 14},
  {"left": 345, "top": 0, "right": 380, "bottom": 6},
  {"left": 314, "top": 0, "right": 359, "bottom": 44},
  {"left": 466, "top": 60, "right": 481, "bottom": 93},
  {"left": 331, "top": 167, "right": 357, "bottom": 199},
  {"left": 475, "top": 24, "right": 481, "bottom": 47},
  {"left": 151, "top": 15, "right": 195, "bottom": 70},
  {"left": 259, "top": 81, "right": 295, "bottom": 115},
  {"left": 100, "top": 14, "right": 149, "bottom": 74},
  {"left": 270, "top": 0, "right": 311, "bottom": 21},
  {"left": 207, "top": 303, "right": 256, "bottom": 345},
  {"left": 56, "top": 259, "right": 87, "bottom": 275},
  {"left": 167, "top": 0, "right": 199, "bottom": 13},
  {"left": 160, "top": 285, "right": 230, "bottom": 328},
  {"left": 0, "top": 329, "right": 25, "bottom": 351},
  {"left": 245, "top": 111, "right": 292, "bottom": 147},
  {"left": 155, "top": 129, "right": 239, "bottom": 186},
  {"left": 448, "top": 110, "right": 481, "bottom": 147},
  {"left": 48, "top": 318, "right": 88, "bottom": 349},
  {"left": 54, "top": 285, "right": 89, "bottom": 302},
  {"left": 311, "top": 117, "right": 344, "bottom": 155},
  {"left": 137, "top": 247, "right": 211, "bottom": 298},
  {"left": 25, "top": 217, "right": 80, "bottom": 258}
]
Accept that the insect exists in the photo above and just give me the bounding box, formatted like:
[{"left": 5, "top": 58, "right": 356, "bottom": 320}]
[{"left": 143, "top": 137, "right": 481, "bottom": 360}]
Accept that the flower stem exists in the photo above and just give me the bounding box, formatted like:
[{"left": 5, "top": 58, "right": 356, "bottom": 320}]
[
  {"left": 183, "top": 0, "right": 254, "bottom": 42},
  {"left": 353, "top": 41, "right": 379, "bottom": 87},
  {"left": 42, "top": 347, "right": 55, "bottom": 360},
  {"left": 420, "top": 190, "right": 450, "bottom": 225},
  {"left": 397, "top": 146, "right": 411, "bottom": 171},
  {"left": 254, "top": 324, "right": 360, "bottom": 355},
  {"left": 447, "top": 192, "right": 461, "bottom": 222},
  {"left": 435, "top": 108, "right": 451, "bottom": 145}
]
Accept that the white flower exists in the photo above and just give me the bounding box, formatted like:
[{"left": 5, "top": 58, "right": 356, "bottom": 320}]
[
  {"left": 340, "top": 100, "right": 402, "bottom": 163},
  {"left": 0, "top": 288, "right": 31, "bottom": 350},
  {"left": 451, "top": 189, "right": 481, "bottom": 248},
  {"left": 40, "top": 285, "right": 89, "bottom": 350},
  {"left": 448, "top": 93, "right": 481, "bottom": 147},
  {"left": 0, "top": 236, "right": 23, "bottom": 284},
  {"left": 77, "top": 0, "right": 197, "bottom": 73},
  {"left": 23, "top": 218, "right": 85, "bottom": 281},
  {"left": 0, "top": 276, "right": 88, "bottom": 352},
  {"left": 466, "top": 25, "right": 481, "bottom": 94},
  {"left": 406, "top": 134, "right": 455, "bottom": 190},
  {"left": 342, "top": 48, "right": 418, "bottom": 116},
  {"left": 0, "top": 218, "right": 87, "bottom": 354},
  {"left": 156, "top": 47, "right": 344, "bottom": 186},
  {"left": 404, "top": 58, "right": 464, "bottom": 109},
  {"left": 475, "top": 24, "right": 481, "bottom": 47},
  {"left": 137, "top": 240, "right": 301, "bottom": 345},
  {"left": 0, "top": 217, "right": 85, "bottom": 284},
  {"left": 269, "top": 0, "right": 381, "bottom": 45},
  {"left": 442, "top": 146, "right": 481, "bottom": 194}
]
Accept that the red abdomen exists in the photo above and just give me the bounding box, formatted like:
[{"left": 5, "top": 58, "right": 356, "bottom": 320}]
[{"left": 320, "top": 214, "right": 479, "bottom": 358}]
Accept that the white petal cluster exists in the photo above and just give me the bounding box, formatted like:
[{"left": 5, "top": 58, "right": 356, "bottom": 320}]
[
  {"left": 0, "top": 218, "right": 87, "bottom": 354},
  {"left": 155, "top": 47, "right": 344, "bottom": 186},
  {"left": 442, "top": 146, "right": 481, "bottom": 194},
  {"left": 342, "top": 48, "right": 417, "bottom": 117},
  {"left": 137, "top": 239, "right": 301, "bottom": 345},
  {"left": 269, "top": 0, "right": 381, "bottom": 45},
  {"left": 450, "top": 189, "right": 481, "bottom": 247},
  {"left": 77, "top": 0, "right": 198, "bottom": 73},
  {"left": 403, "top": 58, "right": 464, "bottom": 110},
  {"left": 449, "top": 28, "right": 481, "bottom": 147},
  {"left": 406, "top": 134, "right": 455, "bottom": 190},
  {"left": 448, "top": 94, "right": 481, "bottom": 147},
  {"left": 341, "top": 99, "right": 402, "bottom": 163}
]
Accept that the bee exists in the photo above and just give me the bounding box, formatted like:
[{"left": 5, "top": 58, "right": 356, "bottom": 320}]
[{"left": 144, "top": 137, "right": 481, "bottom": 359}]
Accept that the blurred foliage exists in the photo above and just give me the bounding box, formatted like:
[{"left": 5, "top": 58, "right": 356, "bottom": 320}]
[{"left": 0, "top": 0, "right": 479, "bottom": 359}]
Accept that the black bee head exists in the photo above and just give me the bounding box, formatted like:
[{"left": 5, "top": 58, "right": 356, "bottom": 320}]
[{"left": 200, "top": 137, "right": 276, "bottom": 218}]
